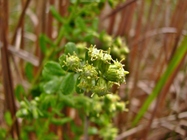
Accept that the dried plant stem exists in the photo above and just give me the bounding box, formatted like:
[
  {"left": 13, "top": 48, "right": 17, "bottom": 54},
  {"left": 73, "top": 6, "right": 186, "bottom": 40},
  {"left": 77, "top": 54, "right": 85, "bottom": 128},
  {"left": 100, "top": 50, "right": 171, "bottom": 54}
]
[
  {"left": 103, "top": 0, "right": 139, "bottom": 20},
  {"left": 11, "top": 0, "right": 31, "bottom": 44},
  {"left": 116, "top": 111, "right": 187, "bottom": 140},
  {"left": 0, "top": 0, "right": 19, "bottom": 138},
  {"left": 47, "top": 0, "right": 54, "bottom": 39}
]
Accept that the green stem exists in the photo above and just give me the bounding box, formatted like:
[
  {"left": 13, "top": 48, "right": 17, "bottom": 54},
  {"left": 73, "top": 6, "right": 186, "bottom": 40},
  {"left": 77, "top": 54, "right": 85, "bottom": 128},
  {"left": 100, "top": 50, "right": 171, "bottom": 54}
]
[
  {"left": 83, "top": 91, "right": 92, "bottom": 140},
  {"left": 29, "top": 47, "right": 56, "bottom": 94},
  {"left": 84, "top": 115, "right": 89, "bottom": 140}
]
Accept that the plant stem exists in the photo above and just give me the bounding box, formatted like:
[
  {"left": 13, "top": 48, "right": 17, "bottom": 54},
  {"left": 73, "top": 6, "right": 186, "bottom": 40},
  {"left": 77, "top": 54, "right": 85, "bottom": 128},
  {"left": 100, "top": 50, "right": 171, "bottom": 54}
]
[
  {"left": 83, "top": 92, "right": 91, "bottom": 140},
  {"left": 84, "top": 115, "right": 89, "bottom": 140}
]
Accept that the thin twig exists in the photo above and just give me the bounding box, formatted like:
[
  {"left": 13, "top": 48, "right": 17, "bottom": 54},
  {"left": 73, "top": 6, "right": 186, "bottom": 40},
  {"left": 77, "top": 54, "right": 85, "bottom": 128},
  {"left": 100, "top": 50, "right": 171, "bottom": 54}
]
[
  {"left": 102, "top": 0, "right": 139, "bottom": 20},
  {"left": 11, "top": 0, "right": 31, "bottom": 44},
  {"left": 116, "top": 111, "right": 187, "bottom": 140},
  {"left": 0, "top": 42, "right": 39, "bottom": 66}
]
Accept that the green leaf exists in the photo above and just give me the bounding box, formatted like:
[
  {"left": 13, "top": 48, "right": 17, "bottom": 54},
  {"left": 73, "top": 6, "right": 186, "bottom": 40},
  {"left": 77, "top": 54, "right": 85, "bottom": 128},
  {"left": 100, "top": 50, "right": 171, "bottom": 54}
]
[
  {"left": 50, "top": 6, "right": 64, "bottom": 23},
  {"left": 64, "top": 42, "right": 78, "bottom": 55},
  {"left": 60, "top": 73, "right": 77, "bottom": 95},
  {"left": 41, "top": 94, "right": 57, "bottom": 110},
  {"left": 4, "top": 111, "right": 12, "bottom": 126},
  {"left": 88, "top": 127, "right": 98, "bottom": 135},
  {"left": 39, "top": 34, "right": 47, "bottom": 54},
  {"left": 25, "top": 63, "right": 33, "bottom": 82},
  {"left": 42, "top": 62, "right": 77, "bottom": 95},
  {"left": 42, "top": 61, "right": 66, "bottom": 80},
  {"left": 39, "top": 34, "right": 54, "bottom": 54},
  {"left": 59, "top": 95, "right": 74, "bottom": 107},
  {"left": 43, "top": 77, "right": 62, "bottom": 94},
  {"left": 132, "top": 36, "right": 187, "bottom": 126},
  {"left": 0, "top": 128, "right": 6, "bottom": 139},
  {"left": 15, "top": 84, "right": 25, "bottom": 101},
  {"left": 75, "top": 16, "right": 86, "bottom": 30},
  {"left": 51, "top": 117, "right": 72, "bottom": 125}
]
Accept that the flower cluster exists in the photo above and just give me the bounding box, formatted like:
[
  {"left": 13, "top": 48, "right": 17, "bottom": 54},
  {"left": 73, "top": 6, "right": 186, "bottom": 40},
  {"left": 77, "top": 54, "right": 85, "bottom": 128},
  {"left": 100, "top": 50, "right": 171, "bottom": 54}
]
[
  {"left": 16, "top": 97, "right": 42, "bottom": 119},
  {"left": 100, "top": 33, "right": 129, "bottom": 60},
  {"left": 59, "top": 53, "right": 81, "bottom": 72},
  {"left": 59, "top": 45, "right": 129, "bottom": 96}
]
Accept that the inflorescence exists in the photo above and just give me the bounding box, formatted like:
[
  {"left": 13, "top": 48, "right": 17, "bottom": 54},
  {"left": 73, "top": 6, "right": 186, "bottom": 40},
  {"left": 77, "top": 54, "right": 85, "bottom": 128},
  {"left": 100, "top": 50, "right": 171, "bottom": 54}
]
[{"left": 59, "top": 45, "right": 129, "bottom": 96}]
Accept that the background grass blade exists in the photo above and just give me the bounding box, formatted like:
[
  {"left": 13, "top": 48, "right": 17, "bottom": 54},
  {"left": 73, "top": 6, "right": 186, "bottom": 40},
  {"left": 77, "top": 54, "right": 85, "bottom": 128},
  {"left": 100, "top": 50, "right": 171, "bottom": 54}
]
[{"left": 132, "top": 36, "right": 187, "bottom": 126}]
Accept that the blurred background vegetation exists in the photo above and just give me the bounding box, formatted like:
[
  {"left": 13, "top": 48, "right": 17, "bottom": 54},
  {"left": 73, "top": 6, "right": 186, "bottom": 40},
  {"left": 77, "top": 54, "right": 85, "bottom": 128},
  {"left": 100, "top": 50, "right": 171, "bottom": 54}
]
[{"left": 0, "top": 0, "right": 187, "bottom": 139}]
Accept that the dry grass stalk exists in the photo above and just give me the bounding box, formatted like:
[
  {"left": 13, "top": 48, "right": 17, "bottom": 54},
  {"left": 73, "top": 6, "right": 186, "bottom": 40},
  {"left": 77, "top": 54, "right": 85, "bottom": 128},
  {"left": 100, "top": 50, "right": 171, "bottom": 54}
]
[
  {"left": 103, "top": 0, "right": 139, "bottom": 20},
  {"left": 0, "top": 0, "right": 20, "bottom": 138}
]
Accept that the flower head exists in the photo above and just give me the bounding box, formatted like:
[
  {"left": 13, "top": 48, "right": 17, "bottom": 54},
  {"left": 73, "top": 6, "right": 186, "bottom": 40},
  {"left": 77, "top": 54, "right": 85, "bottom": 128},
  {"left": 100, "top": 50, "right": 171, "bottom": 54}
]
[
  {"left": 80, "top": 63, "right": 98, "bottom": 80},
  {"left": 59, "top": 53, "right": 81, "bottom": 72}
]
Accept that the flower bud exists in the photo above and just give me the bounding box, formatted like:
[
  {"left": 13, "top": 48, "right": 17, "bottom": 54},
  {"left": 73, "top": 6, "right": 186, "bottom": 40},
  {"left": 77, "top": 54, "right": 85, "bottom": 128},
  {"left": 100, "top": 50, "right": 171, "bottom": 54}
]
[
  {"left": 31, "top": 100, "right": 37, "bottom": 106},
  {"left": 114, "top": 37, "right": 123, "bottom": 47},
  {"left": 105, "top": 94, "right": 120, "bottom": 103},
  {"left": 104, "top": 64, "right": 126, "bottom": 83},
  {"left": 120, "top": 46, "right": 129, "bottom": 54},
  {"left": 22, "top": 109, "right": 29, "bottom": 116},
  {"left": 115, "top": 102, "right": 125, "bottom": 111},
  {"left": 100, "top": 34, "right": 113, "bottom": 48},
  {"left": 111, "top": 45, "right": 120, "bottom": 59},
  {"left": 93, "top": 78, "right": 110, "bottom": 96},
  {"left": 78, "top": 78, "right": 96, "bottom": 92},
  {"left": 87, "top": 45, "right": 101, "bottom": 62},
  {"left": 97, "top": 59, "right": 110, "bottom": 74},
  {"left": 87, "top": 46, "right": 112, "bottom": 73},
  {"left": 34, "top": 97, "right": 40, "bottom": 103},
  {"left": 16, "top": 109, "right": 29, "bottom": 118},
  {"left": 80, "top": 64, "right": 98, "bottom": 80},
  {"left": 59, "top": 54, "right": 81, "bottom": 72},
  {"left": 109, "top": 104, "right": 116, "bottom": 112},
  {"left": 76, "top": 77, "right": 84, "bottom": 94},
  {"left": 20, "top": 101, "right": 27, "bottom": 108},
  {"left": 76, "top": 42, "right": 87, "bottom": 59},
  {"left": 94, "top": 87, "right": 109, "bottom": 96}
]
